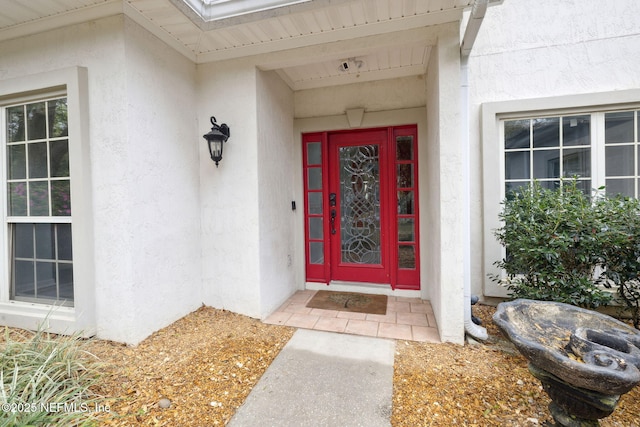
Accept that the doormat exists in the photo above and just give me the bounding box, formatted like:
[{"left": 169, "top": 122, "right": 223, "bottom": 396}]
[{"left": 306, "top": 291, "right": 387, "bottom": 315}]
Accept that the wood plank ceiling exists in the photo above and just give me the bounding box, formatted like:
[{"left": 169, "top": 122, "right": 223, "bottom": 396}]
[{"left": 0, "top": 0, "right": 479, "bottom": 90}]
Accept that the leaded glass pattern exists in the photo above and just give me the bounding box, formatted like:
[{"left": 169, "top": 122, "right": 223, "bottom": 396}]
[{"left": 339, "top": 144, "right": 381, "bottom": 264}]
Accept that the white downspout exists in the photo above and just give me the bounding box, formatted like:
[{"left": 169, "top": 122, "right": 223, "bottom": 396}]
[
  {"left": 461, "top": 0, "right": 489, "bottom": 57},
  {"left": 460, "top": 0, "right": 489, "bottom": 341}
]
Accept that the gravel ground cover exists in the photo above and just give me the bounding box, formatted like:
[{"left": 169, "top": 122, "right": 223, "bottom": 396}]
[
  {"left": 392, "top": 305, "right": 640, "bottom": 427},
  {"left": 3, "top": 303, "right": 639, "bottom": 426},
  {"left": 89, "top": 307, "right": 295, "bottom": 426}
]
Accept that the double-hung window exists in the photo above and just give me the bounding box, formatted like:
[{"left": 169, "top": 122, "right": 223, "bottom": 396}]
[
  {"left": 5, "top": 97, "right": 73, "bottom": 306},
  {"left": 0, "top": 67, "right": 94, "bottom": 335},
  {"left": 483, "top": 90, "right": 640, "bottom": 297}
]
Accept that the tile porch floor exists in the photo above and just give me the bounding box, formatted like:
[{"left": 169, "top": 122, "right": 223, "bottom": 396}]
[{"left": 264, "top": 290, "right": 441, "bottom": 343}]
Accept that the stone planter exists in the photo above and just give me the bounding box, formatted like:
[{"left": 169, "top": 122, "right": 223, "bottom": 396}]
[{"left": 493, "top": 299, "right": 640, "bottom": 426}]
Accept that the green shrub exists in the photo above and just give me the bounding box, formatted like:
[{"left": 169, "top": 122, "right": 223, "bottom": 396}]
[
  {"left": 0, "top": 327, "right": 102, "bottom": 427},
  {"left": 492, "top": 180, "right": 626, "bottom": 310},
  {"left": 595, "top": 194, "right": 640, "bottom": 328}
]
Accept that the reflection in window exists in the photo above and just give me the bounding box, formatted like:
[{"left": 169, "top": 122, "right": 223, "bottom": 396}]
[
  {"left": 11, "top": 223, "right": 73, "bottom": 305},
  {"left": 307, "top": 142, "right": 321, "bottom": 165},
  {"left": 397, "top": 191, "right": 414, "bottom": 215},
  {"left": 605, "top": 111, "right": 634, "bottom": 144},
  {"left": 505, "top": 119, "right": 530, "bottom": 149},
  {"left": 605, "top": 110, "right": 640, "bottom": 197},
  {"left": 504, "top": 115, "right": 591, "bottom": 196},
  {"left": 533, "top": 117, "right": 559, "bottom": 148},
  {"left": 309, "top": 242, "right": 324, "bottom": 264},
  {"left": 396, "top": 136, "right": 413, "bottom": 160},
  {"left": 563, "top": 115, "right": 590, "bottom": 146},
  {"left": 398, "top": 245, "right": 416, "bottom": 268}
]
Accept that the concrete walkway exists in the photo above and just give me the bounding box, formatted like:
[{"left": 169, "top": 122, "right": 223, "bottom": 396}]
[{"left": 227, "top": 329, "right": 395, "bottom": 427}]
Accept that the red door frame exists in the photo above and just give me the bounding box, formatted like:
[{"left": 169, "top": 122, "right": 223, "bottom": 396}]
[
  {"left": 303, "top": 125, "right": 420, "bottom": 289},
  {"left": 328, "top": 129, "right": 391, "bottom": 284},
  {"left": 393, "top": 126, "right": 420, "bottom": 289}
]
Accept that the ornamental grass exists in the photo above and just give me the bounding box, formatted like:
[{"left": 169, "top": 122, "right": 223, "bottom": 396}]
[{"left": 0, "top": 326, "right": 102, "bottom": 427}]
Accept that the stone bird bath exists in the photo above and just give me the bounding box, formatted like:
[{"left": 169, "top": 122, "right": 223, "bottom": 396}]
[{"left": 493, "top": 299, "right": 640, "bottom": 426}]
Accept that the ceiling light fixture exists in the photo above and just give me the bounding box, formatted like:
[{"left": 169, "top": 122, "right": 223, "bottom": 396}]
[{"left": 339, "top": 58, "right": 364, "bottom": 72}]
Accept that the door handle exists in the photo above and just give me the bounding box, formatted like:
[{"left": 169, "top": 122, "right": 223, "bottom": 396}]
[{"left": 330, "top": 209, "right": 337, "bottom": 235}]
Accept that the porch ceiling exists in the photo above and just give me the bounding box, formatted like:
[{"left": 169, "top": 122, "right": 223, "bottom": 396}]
[{"left": 0, "top": 0, "right": 488, "bottom": 90}]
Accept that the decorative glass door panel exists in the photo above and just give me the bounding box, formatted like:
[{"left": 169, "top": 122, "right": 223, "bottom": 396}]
[
  {"left": 339, "top": 144, "right": 381, "bottom": 264},
  {"left": 329, "top": 130, "right": 390, "bottom": 284}
]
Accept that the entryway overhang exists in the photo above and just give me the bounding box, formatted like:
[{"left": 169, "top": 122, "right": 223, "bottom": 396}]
[{"left": 0, "top": 0, "right": 500, "bottom": 91}]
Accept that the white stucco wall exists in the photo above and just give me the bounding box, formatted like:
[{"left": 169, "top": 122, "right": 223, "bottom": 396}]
[
  {"left": 0, "top": 15, "right": 202, "bottom": 344},
  {"left": 89, "top": 17, "right": 201, "bottom": 344},
  {"left": 256, "top": 70, "right": 297, "bottom": 317},
  {"left": 424, "top": 43, "right": 441, "bottom": 324},
  {"left": 466, "top": 0, "right": 640, "bottom": 299},
  {"left": 117, "top": 17, "right": 201, "bottom": 343},
  {"left": 424, "top": 22, "right": 465, "bottom": 344},
  {"left": 198, "top": 58, "right": 262, "bottom": 317},
  {"left": 197, "top": 63, "right": 299, "bottom": 320},
  {"left": 294, "top": 75, "right": 427, "bottom": 118}
]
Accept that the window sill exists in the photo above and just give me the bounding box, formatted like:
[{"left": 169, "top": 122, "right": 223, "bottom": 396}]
[{"left": 0, "top": 301, "right": 95, "bottom": 337}]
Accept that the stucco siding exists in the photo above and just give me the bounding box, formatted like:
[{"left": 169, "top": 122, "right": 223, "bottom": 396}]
[
  {"left": 198, "top": 58, "right": 262, "bottom": 317},
  {"left": 256, "top": 70, "right": 297, "bottom": 318},
  {"left": 466, "top": 0, "right": 640, "bottom": 300},
  {"left": 425, "top": 22, "right": 465, "bottom": 344},
  {"left": 424, "top": 42, "right": 441, "bottom": 332},
  {"left": 119, "top": 17, "right": 201, "bottom": 344},
  {"left": 294, "top": 76, "right": 426, "bottom": 119}
]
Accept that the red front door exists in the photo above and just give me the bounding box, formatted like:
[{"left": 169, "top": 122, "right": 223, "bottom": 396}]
[
  {"left": 328, "top": 129, "right": 391, "bottom": 283},
  {"left": 303, "top": 125, "right": 420, "bottom": 289}
]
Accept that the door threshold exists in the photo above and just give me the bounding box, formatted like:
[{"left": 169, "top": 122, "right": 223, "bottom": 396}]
[{"left": 305, "top": 281, "right": 421, "bottom": 298}]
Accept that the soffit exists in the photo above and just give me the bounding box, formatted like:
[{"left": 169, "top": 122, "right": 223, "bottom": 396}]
[{"left": 0, "top": 0, "right": 481, "bottom": 90}]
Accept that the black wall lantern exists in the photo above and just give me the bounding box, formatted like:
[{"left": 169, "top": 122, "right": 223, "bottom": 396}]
[{"left": 203, "top": 116, "right": 230, "bottom": 167}]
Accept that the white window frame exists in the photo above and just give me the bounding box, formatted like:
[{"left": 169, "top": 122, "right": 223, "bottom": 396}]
[
  {"left": 0, "top": 67, "right": 95, "bottom": 336},
  {"left": 482, "top": 89, "right": 640, "bottom": 298}
]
